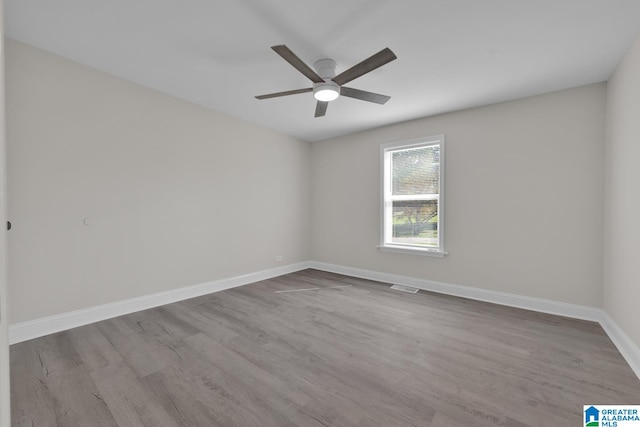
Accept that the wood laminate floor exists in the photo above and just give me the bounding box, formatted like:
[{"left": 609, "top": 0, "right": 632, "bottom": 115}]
[{"left": 10, "top": 269, "right": 640, "bottom": 426}]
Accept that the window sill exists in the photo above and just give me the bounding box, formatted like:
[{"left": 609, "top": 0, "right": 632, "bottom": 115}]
[{"left": 377, "top": 245, "right": 447, "bottom": 257}]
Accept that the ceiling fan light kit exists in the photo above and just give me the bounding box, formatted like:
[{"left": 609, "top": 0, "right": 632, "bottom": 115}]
[
  {"left": 313, "top": 81, "right": 340, "bottom": 101},
  {"left": 256, "top": 45, "right": 397, "bottom": 117}
]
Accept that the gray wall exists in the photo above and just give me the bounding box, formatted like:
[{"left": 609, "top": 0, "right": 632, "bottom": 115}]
[
  {"left": 604, "top": 35, "right": 640, "bottom": 349},
  {"left": 311, "top": 84, "right": 606, "bottom": 307},
  {"left": 6, "top": 39, "right": 311, "bottom": 323}
]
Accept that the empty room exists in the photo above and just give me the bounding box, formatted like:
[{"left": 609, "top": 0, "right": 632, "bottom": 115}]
[{"left": 1, "top": 1, "right": 640, "bottom": 426}]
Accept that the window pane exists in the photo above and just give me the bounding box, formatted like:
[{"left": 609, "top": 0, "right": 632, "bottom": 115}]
[
  {"left": 392, "top": 145, "right": 439, "bottom": 195},
  {"left": 391, "top": 199, "right": 438, "bottom": 247}
]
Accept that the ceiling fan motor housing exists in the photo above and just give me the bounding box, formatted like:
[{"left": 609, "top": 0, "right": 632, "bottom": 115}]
[
  {"left": 314, "top": 58, "right": 337, "bottom": 79},
  {"left": 313, "top": 58, "right": 340, "bottom": 101}
]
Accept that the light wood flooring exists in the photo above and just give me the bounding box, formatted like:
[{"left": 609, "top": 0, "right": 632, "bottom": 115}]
[{"left": 10, "top": 269, "right": 640, "bottom": 426}]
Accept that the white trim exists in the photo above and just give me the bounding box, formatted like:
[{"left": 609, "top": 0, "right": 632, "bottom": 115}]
[
  {"left": 388, "top": 194, "right": 439, "bottom": 201},
  {"left": 308, "top": 261, "right": 601, "bottom": 321},
  {"left": 0, "top": 5, "right": 10, "bottom": 425},
  {"left": 377, "top": 245, "right": 447, "bottom": 257},
  {"left": 380, "top": 135, "right": 445, "bottom": 254},
  {"left": 598, "top": 311, "right": 640, "bottom": 379},
  {"left": 9, "top": 262, "right": 311, "bottom": 344}
]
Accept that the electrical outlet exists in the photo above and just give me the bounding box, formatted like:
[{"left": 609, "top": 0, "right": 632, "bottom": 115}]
[{"left": 275, "top": 255, "right": 283, "bottom": 262}]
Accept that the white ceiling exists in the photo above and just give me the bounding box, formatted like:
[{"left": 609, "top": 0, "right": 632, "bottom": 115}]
[{"left": 5, "top": 1, "right": 640, "bottom": 142}]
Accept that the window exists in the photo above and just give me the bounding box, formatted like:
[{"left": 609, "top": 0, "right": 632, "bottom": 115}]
[{"left": 380, "top": 136, "right": 445, "bottom": 256}]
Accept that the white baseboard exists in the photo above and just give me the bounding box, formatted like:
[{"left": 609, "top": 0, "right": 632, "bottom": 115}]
[
  {"left": 308, "top": 261, "right": 602, "bottom": 321},
  {"left": 9, "top": 262, "right": 310, "bottom": 344},
  {"left": 308, "top": 261, "right": 640, "bottom": 380},
  {"left": 598, "top": 311, "right": 640, "bottom": 379}
]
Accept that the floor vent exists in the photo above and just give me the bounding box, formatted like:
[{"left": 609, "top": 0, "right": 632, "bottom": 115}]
[{"left": 390, "top": 284, "right": 419, "bottom": 294}]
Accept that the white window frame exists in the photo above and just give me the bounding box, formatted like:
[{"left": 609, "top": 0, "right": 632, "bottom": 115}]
[{"left": 379, "top": 135, "right": 446, "bottom": 257}]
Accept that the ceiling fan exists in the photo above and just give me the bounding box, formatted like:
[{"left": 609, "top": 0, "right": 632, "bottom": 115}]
[{"left": 255, "top": 45, "right": 397, "bottom": 117}]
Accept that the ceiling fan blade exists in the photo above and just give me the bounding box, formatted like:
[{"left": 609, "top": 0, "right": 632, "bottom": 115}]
[
  {"left": 315, "top": 101, "right": 328, "bottom": 117},
  {"left": 255, "top": 88, "right": 312, "bottom": 100},
  {"left": 272, "top": 45, "right": 325, "bottom": 84},
  {"left": 332, "top": 48, "right": 397, "bottom": 86},
  {"left": 340, "top": 87, "right": 391, "bottom": 105}
]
